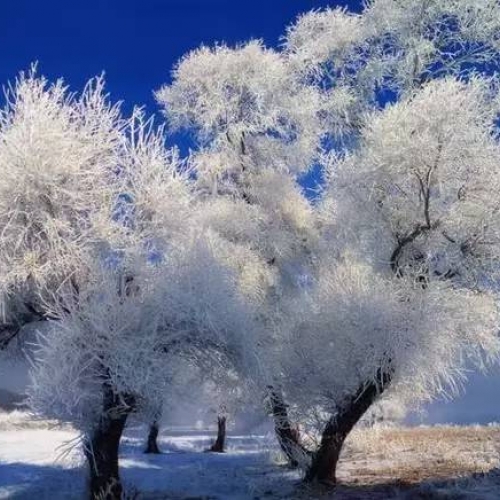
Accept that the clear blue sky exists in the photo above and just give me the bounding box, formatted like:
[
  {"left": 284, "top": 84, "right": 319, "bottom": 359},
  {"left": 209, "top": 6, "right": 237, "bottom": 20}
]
[{"left": 0, "top": 1, "right": 363, "bottom": 113}]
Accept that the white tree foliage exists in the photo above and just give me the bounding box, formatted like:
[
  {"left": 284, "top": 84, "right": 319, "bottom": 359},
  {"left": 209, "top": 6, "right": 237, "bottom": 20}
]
[
  {"left": 5, "top": 0, "right": 500, "bottom": 486},
  {"left": 326, "top": 77, "right": 500, "bottom": 283},
  {"left": 156, "top": 40, "right": 326, "bottom": 408},
  {"left": 156, "top": 41, "right": 323, "bottom": 185},
  {"left": 0, "top": 70, "right": 125, "bottom": 349},
  {"left": 278, "top": 257, "right": 500, "bottom": 422},
  {"left": 152, "top": 2, "right": 500, "bottom": 456},
  {"left": 15, "top": 71, "right": 254, "bottom": 433}
]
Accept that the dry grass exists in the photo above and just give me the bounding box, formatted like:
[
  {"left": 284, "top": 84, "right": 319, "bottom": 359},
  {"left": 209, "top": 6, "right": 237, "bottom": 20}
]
[
  {"left": 290, "top": 426, "right": 498, "bottom": 499},
  {"left": 340, "top": 425, "right": 500, "bottom": 485}
]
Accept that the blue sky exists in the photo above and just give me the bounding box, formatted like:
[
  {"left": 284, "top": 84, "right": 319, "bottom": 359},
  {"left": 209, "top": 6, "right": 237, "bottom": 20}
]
[{"left": 0, "top": 1, "right": 363, "bottom": 114}]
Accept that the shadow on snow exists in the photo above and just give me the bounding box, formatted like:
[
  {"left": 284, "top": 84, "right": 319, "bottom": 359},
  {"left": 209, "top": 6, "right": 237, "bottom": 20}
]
[{"left": 1, "top": 433, "right": 500, "bottom": 499}]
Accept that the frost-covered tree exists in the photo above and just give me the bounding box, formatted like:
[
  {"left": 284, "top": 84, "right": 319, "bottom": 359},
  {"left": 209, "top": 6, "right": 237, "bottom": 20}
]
[
  {"left": 155, "top": 4, "right": 500, "bottom": 485},
  {"left": 362, "top": 0, "right": 500, "bottom": 92},
  {"left": 156, "top": 41, "right": 322, "bottom": 186},
  {"left": 328, "top": 76, "right": 500, "bottom": 282},
  {"left": 3, "top": 0, "right": 500, "bottom": 494},
  {"left": 0, "top": 69, "right": 245, "bottom": 499},
  {"left": 15, "top": 75, "right": 256, "bottom": 499},
  {"left": 285, "top": 0, "right": 500, "bottom": 137},
  {"left": 0, "top": 71, "right": 135, "bottom": 498},
  {"left": 156, "top": 40, "right": 324, "bottom": 463},
  {"left": 270, "top": 0, "right": 500, "bottom": 485},
  {"left": 30, "top": 232, "right": 254, "bottom": 498},
  {"left": 275, "top": 254, "right": 500, "bottom": 483},
  {"left": 0, "top": 70, "right": 123, "bottom": 350}
]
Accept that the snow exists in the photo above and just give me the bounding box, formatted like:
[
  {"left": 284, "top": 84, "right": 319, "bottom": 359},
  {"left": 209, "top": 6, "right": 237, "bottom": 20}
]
[
  {"left": 0, "top": 416, "right": 299, "bottom": 500},
  {"left": 2, "top": 413, "right": 500, "bottom": 499},
  {"left": 0, "top": 427, "right": 83, "bottom": 499}
]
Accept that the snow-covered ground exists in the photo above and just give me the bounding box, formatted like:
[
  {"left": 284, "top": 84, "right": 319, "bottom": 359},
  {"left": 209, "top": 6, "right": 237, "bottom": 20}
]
[
  {"left": 0, "top": 412, "right": 299, "bottom": 500},
  {"left": 1, "top": 411, "right": 500, "bottom": 499}
]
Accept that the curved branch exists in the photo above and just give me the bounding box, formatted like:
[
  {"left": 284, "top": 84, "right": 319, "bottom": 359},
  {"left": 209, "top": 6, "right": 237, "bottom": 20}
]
[
  {"left": 390, "top": 224, "right": 428, "bottom": 275},
  {"left": 392, "top": 143, "right": 442, "bottom": 275},
  {"left": 0, "top": 301, "right": 61, "bottom": 350},
  {"left": 0, "top": 324, "right": 21, "bottom": 350}
]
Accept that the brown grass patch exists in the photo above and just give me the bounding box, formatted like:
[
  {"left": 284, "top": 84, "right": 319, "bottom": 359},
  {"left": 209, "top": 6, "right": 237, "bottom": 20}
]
[{"left": 338, "top": 425, "right": 500, "bottom": 486}]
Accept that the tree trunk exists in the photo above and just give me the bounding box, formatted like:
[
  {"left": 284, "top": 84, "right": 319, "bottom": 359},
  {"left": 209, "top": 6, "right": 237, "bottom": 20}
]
[
  {"left": 304, "top": 417, "right": 346, "bottom": 485},
  {"left": 209, "top": 415, "right": 227, "bottom": 453},
  {"left": 305, "top": 367, "right": 392, "bottom": 485},
  {"left": 84, "top": 384, "right": 134, "bottom": 500},
  {"left": 144, "top": 421, "right": 161, "bottom": 454},
  {"left": 268, "top": 387, "right": 305, "bottom": 467}
]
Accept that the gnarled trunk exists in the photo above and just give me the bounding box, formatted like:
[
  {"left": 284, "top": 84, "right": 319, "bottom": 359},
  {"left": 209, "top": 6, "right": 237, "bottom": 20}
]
[
  {"left": 268, "top": 387, "right": 306, "bottom": 467},
  {"left": 304, "top": 417, "right": 346, "bottom": 485},
  {"left": 144, "top": 421, "right": 161, "bottom": 454},
  {"left": 305, "top": 367, "right": 392, "bottom": 485},
  {"left": 209, "top": 415, "right": 227, "bottom": 453},
  {"left": 84, "top": 384, "right": 134, "bottom": 500}
]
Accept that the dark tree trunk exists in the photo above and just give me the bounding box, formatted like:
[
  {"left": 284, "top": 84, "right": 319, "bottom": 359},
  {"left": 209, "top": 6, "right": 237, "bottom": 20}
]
[
  {"left": 84, "top": 383, "right": 134, "bottom": 500},
  {"left": 305, "top": 367, "right": 392, "bottom": 485},
  {"left": 144, "top": 421, "right": 161, "bottom": 454},
  {"left": 268, "top": 387, "right": 306, "bottom": 467},
  {"left": 304, "top": 418, "right": 346, "bottom": 485},
  {"left": 209, "top": 415, "right": 227, "bottom": 453}
]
